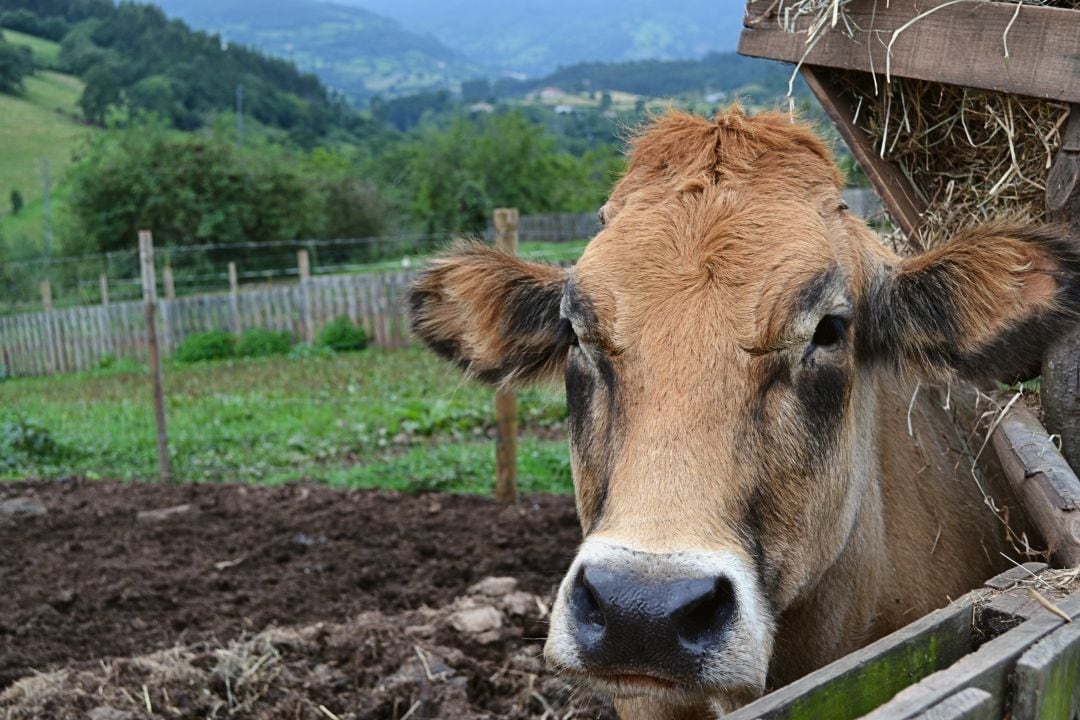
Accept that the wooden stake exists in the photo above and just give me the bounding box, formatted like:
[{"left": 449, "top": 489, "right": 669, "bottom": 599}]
[
  {"left": 139, "top": 230, "right": 172, "bottom": 484},
  {"left": 493, "top": 208, "right": 519, "bottom": 503},
  {"left": 40, "top": 279, "right": 52, "bottom": 311},
  {"left": 163, "top": 266, "right": 176, "bottom": 301},
  {"left": 40, "top": 279, "right": 56, "bottom": 374},
  {"left": 1042, "top": 105, "right": 1080, "bottom": 469},
  {"left": 99, "top": 274, "right": 110, "bottom": 306},
  {"left": 228, "top": 261, "right": 240, "bottom": 336},
  {"left": 298, "top": 250, "right": 313, "bottom": 344}
]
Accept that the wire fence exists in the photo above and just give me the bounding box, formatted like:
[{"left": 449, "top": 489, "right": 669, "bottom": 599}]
[{"left": 0, "top": 211, "right": 601, "bottom": 315}]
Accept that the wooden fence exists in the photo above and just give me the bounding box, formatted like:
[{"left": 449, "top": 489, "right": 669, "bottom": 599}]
[{"left": 0, "top": 270, "right": 417, "bottom": 377}]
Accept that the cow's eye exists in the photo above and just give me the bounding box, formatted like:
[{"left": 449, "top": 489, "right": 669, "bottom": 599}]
[{"left": 810, "top": 315, "right": 847, "bottom": 350}]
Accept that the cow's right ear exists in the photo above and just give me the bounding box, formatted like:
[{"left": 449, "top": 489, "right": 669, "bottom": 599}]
[{"left": 409, "top": 242, "right": 572, "bottom": 388}]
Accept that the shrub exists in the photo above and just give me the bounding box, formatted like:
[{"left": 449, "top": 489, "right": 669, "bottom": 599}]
[
  {"left": 174, "top": 330, "right": 235, "bottom": 363},
  {"left": 287, "top": 342, "right": 335, "bottom": 360},
  {"left": 236, "top": 328, "right": 292, "bottom": 358},
  {"left": 317, "top": 316, "right": 367, "bottom": 352},
  {"left": 0, "top": 418, "right": 71, "bottom": 470}
]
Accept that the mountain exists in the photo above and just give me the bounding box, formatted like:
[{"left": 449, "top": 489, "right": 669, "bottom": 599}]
[
  {"left": 340, "top": 0, "right": 749, "bottom": 77},
  {"left": 152, "top": 0, "right": 477, "bottom": 101}
]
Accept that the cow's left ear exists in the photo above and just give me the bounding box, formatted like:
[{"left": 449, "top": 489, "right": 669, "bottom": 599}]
[
  {"left": 409, "top": 241, "right": 572, "bottom": 388},
  {"left": 857, "top": 224, "right": 1080, "bottom": 381}
]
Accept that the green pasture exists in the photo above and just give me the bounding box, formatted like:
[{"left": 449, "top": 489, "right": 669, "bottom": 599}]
[
  {"left": 0, "top": 65, "right": 87, "bottom": 249},
  {"left": 0, "top": 346, "right": 574, "bottom": 494}
]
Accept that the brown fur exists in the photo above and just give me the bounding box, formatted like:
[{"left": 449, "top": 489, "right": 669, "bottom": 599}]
[{"left": 409, "top": 109, "right": 1080, "bottom": 719}]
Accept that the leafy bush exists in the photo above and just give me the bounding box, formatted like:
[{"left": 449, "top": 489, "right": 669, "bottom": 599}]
[
  {"left": 0, "top": 418, "right": 70, "bottom": 469},
  {"left": 93, "top": 354, "right": 144, "bottom": 374},
  {"left": 287, "top": 342, "right": 336, "bottom": 360},
  {"left": 236, "top": 328, "right": 292, "bottom": 358},
  {"left": 317, "top": 316, "right": 367, "bottom": 352},
  {"left": 174, "top": 330, "right": 235, "bottom": 363}
]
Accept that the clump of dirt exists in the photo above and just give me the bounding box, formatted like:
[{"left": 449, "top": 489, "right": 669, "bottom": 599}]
[
  {"left": 1, "top": 575, "right": 616, "bottom": 719},
  {"left": 0, "top": 479, "right": 584, "bottom": 689}
]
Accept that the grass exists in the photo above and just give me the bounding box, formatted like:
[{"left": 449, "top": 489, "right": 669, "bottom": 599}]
[
  {"left": 0, "top": 346, "right": 574, "bottom": 495},
  {"left": 0, "top": 28, "right": 62, "bottom": 69},
  {"left": 0, "top": 68, "right": 88, "bottom": 249}
]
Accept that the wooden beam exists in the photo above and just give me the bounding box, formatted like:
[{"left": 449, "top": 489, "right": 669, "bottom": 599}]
[
  {"left": 801, "top": 66, "right": 926, "bottom": 251},
  {"left": 1042, "top": 106, "right": 1080, "bottom": 471},
  {"left": 990, "top": 403, "right": 1080, "bottom": 568},
  {"left": 493, "top": 208, "right": 519, "bottom": 504},
  {"left": 740, "top": 0, "right": 1080, "bottom": 104}
]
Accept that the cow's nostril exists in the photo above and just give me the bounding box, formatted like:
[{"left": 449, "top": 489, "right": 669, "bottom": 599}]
[
  {"left": 573, "top": 566, "right": 606, "bottom": 629},
  {"left": 674, "top": 576, "right": 736, "bottom": 647}
]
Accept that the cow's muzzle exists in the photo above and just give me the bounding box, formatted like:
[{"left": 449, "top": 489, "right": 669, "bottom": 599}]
[
  {"left": 569, "top": 565, "right": 737, "bottom": 681},
  {"left": 545, "top": 539, "right": 773, "bottom": 706}
]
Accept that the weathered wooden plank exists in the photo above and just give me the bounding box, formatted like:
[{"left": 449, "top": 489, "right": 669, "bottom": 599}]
[
  {"left": 739, "top": 0, "right": 1080, "bottom": 104},
  {"left": 910, "top": 688, "right": 995, "bottom": 720},
  {"left": 726, "top": 598, "right": 978, "bottom": 720},
  {"left": 1013, "top": 622, "right": 1080, "bottom": 720},
  {"left": 862, "top": 592, "right": 1080, "bottom": 720},
  {"left": 983, "top": 562, "right": 1049, "bottom": 591},
  {"left": 1042, "top": 107, "right": 1080, "bottom": 471},
  {"left": 18, "top": 314, "right": 31, "bottom": 376}
]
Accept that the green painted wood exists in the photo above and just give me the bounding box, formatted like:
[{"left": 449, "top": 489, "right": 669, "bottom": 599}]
[
  {"left": 863, "top": 592, "right": 1080, "bottom": 720},
  {"left": 1013, "top": 622, "right": 1080, "bottom": 720},
  {"left": 727, "top": 600, "right": 978, "bottom": 720}
]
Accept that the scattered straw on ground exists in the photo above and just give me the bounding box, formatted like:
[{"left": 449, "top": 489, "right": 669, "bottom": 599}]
[{"left": 0, "top": 577, "right": 614, "bottom": 720}]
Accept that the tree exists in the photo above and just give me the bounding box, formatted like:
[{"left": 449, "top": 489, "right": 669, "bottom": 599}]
[
  {"left": 0, "top": 39, "right": 33, "bottom": 94},
  {"left": 389, "top": 110, "right": 621, "bottom": 235},
  {"left": 62, "top": 115, "right": 388, "bottom": 256},
  {"left": 10, "top": 189, "right": 23, "bottom": 215}
]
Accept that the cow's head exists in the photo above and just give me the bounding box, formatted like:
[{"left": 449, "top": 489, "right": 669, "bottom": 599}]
[{"left": 409, "top": 109, "right": 1080, "bottom": 716}]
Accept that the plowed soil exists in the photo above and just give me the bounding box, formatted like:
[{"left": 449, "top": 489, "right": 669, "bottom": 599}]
[{"left": 0, "top": 479, "right": 613, "bottom": 719}]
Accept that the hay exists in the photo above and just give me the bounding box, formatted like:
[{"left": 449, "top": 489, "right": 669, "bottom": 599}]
[
  {"left": 835, "top": 74, "right": 1069, "bottom": 248},
  {"left": 752, "top": 0, "right": 1077, "bottom": 250}
]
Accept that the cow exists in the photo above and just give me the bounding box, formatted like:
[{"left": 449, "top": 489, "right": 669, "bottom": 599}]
[{"left": 407, "top": 108, "right": 1080, "bottom": 719}]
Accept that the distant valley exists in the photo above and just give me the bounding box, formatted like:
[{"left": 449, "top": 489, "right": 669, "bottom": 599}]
[{"left": 152, "top": 0, "right": 755, "bottom": 101}]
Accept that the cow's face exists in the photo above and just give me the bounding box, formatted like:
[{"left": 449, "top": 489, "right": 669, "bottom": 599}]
[{"left": 409, "top": 110, "right": 1080, "bottom": 716}]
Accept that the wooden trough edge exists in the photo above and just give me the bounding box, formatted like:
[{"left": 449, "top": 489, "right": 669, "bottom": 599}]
[{"left": 990, "top": 403, "right": 1080, "bottom": 568}]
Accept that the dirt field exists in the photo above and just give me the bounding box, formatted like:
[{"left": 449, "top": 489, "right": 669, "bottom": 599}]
[{"left": 0, "top": 479, "right": 614, "bottom": 718}]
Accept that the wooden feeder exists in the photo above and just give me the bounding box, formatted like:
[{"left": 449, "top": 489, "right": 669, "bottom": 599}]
[{"left": 733, "top": 1, "right": 1080, "bottom": 715}]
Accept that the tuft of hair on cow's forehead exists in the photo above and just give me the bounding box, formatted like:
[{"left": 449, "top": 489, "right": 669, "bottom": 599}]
[{"left": 606, "top": 107, "right": 845, "bottom": 217}]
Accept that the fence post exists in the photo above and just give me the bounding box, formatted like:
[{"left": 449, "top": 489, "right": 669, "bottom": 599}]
[
  {"left": 139, "top": 230, "right": 172, "bottom": 484},
  {"left": 493, "top": 208, "right": 519, "bottom": 503},
  {"left": 40, "top": 279, "right": 56, "bottom": 374},
  {"left": 228, "top": 261, "right": 241, "bottom": 336},
  {"left": 99, "top": 274, "right": 110, "bottom": 306},
  {"left": 298, "top": 250, "right": 313, "bottom": 343},
  {"left": 163, "top": 266, "right": 176, "bottom": 300}
]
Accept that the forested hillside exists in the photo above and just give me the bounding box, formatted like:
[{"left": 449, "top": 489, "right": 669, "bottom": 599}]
[
  {"left": 153, "top": 0, "right": 476, "bottom": 102},
  {"left": 497, "top": 52, "right": 795, "bottom": 101},
  {"left": 0, "top": 0, "right": 347, "bottom": 141}
]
